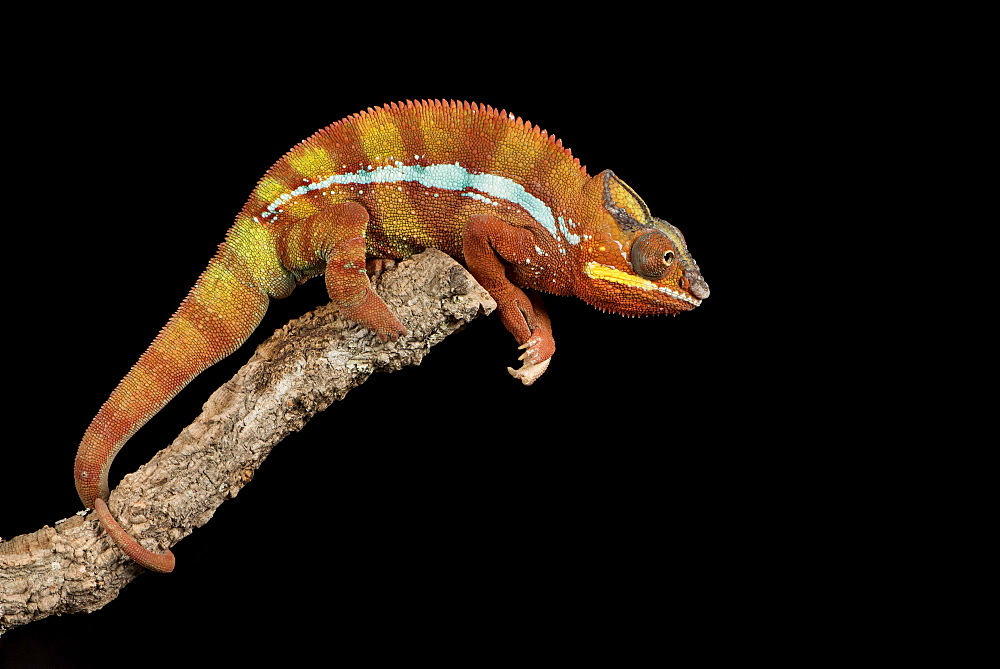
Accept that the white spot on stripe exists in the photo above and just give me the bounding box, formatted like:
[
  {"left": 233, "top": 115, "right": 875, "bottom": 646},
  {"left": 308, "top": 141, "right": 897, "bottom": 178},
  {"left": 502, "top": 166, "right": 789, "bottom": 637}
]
[{"left": 557, "top": 216, "right": 581, "bottom": 245}]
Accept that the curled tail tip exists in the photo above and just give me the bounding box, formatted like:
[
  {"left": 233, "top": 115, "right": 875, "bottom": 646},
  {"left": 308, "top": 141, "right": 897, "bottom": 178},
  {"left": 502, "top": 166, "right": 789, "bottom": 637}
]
[{"left": 93, "top": 497, "right": 176, "bottom": 573}]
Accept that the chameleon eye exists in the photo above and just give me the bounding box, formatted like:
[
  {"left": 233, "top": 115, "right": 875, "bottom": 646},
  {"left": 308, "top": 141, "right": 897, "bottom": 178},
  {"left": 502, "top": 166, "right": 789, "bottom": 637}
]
[{"left": 630, "top": 231, "right": 675, "bottom": 280}]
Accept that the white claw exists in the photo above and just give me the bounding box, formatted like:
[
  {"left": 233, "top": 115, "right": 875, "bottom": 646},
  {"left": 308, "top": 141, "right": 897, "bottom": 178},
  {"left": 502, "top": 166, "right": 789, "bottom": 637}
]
[
  {"left": 517, "top": 336, "right": 541, "bottom": 351},
  {"left": 507, "top": 358, "right": 551, "bottom": 386}
]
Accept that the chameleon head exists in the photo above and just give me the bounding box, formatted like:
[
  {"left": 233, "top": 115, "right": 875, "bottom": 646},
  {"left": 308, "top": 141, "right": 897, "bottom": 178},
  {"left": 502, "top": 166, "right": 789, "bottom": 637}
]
[{"left": 576, "top": 170, "right": 709, "bottom": 316}]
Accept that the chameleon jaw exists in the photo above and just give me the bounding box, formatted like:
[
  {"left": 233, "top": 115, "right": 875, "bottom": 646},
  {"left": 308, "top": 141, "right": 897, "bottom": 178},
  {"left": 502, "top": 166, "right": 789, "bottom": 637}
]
[{"left": 583, "top": 261, "right": 702, "bottom": 307}]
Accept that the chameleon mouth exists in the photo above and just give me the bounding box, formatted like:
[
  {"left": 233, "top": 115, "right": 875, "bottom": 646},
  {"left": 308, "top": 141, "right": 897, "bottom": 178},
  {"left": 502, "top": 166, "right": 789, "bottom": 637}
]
[{"left": 583, "top": 261, "right": 703, "bottom": 307}]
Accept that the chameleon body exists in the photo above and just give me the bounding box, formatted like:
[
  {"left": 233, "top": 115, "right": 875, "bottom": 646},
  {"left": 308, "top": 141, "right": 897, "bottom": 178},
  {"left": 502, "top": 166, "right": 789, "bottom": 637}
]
[{"left": 74, "top": 99, "right": 709, "bottom": 572}]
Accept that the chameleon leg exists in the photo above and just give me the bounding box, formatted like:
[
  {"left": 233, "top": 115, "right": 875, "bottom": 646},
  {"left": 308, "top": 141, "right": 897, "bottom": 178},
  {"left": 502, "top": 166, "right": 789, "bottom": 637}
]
[
  {"left": 280, "top": 202, "right": 406, "bottom": 342},
  {"left": 325, "top": 236, "right": 407, "bottom": 341},
  {"left": 462, "top": 214, "right": 555, "bottom": 385}
]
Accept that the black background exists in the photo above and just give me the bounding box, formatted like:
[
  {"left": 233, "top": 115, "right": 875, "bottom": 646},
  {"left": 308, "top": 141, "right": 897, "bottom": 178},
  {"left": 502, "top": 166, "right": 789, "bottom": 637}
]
[{"left": 1, "top": 15, "right": 834, "bottom": 666}]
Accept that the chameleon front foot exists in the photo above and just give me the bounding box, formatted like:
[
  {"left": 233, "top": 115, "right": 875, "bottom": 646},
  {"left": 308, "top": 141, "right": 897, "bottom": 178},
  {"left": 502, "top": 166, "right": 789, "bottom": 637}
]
[{"left": 507, "top": 336, "right": 553, "bottom": 386}]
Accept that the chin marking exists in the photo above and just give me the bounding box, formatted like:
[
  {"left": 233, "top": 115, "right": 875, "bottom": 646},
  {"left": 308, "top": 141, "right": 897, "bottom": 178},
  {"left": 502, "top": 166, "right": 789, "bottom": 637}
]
[{"left": 583, "top": 261, "right": 702, "bottom": 306}]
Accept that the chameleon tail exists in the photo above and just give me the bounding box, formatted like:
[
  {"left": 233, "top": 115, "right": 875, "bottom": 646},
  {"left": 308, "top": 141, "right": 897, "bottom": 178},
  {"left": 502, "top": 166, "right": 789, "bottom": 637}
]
[{"left": 74, "top": 243, "right": 273, "bottom": 571}]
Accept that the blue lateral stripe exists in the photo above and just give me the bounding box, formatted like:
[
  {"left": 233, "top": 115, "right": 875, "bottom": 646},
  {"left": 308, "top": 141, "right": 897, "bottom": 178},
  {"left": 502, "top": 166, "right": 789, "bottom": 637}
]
[{"left": 265, "top": 162, "right": 559, "bottom": 238}]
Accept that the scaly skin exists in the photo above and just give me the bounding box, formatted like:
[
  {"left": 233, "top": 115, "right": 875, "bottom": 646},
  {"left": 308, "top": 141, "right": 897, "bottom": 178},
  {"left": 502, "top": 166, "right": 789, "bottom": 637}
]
[{"left": 74, "top": 99, "right": 709, "bottom": 572}]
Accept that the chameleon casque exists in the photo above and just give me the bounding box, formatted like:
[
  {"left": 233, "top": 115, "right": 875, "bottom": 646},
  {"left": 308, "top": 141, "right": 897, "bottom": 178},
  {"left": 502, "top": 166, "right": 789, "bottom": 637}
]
[{"left": 74, "top": 99, "right": 710, "bottom": 573}]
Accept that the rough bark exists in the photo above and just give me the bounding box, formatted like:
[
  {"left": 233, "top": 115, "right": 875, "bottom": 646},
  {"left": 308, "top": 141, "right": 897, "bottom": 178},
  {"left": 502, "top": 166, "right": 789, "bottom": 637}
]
[{"left": 0, "top": 250, "right": 495, "bottom": 633}]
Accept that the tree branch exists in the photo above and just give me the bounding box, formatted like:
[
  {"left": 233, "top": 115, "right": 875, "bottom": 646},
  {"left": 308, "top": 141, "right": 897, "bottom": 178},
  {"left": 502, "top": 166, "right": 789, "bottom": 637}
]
[{"left": 0, "top": 250, "right": 496, "bottom": 632}]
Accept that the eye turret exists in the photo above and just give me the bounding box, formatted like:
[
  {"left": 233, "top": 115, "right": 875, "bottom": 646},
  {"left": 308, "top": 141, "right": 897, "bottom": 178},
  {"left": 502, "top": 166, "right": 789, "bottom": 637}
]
[{"left": 630, "top": 230, "right": 675, "bottom": 280}]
